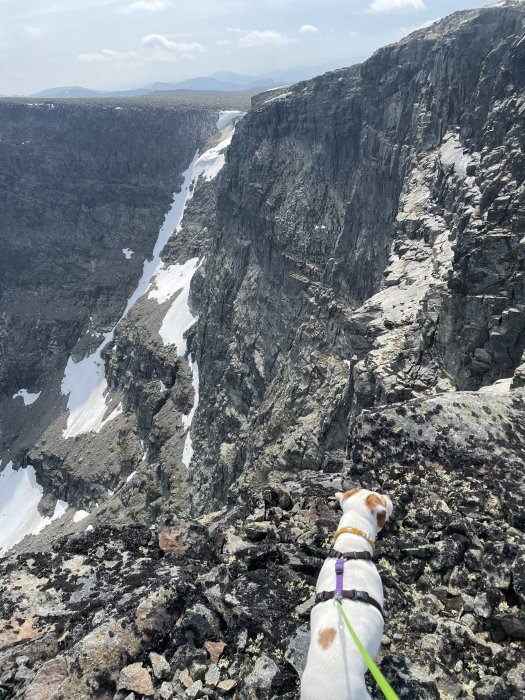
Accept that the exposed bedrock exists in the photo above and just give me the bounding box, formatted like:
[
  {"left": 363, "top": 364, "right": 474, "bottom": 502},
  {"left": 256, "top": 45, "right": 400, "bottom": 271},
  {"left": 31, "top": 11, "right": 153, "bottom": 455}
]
[
  {"left": 1, "top": 389, "right": 523, "bottom": 699},
  {"left": 190, "top": 2, "right": 525, "bottom": 512}
]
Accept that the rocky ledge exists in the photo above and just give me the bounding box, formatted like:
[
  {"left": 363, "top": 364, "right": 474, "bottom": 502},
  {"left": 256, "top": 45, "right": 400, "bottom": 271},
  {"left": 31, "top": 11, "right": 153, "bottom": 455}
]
[{"left": 1, "top": 389, "right": 523, "bottom": 699}]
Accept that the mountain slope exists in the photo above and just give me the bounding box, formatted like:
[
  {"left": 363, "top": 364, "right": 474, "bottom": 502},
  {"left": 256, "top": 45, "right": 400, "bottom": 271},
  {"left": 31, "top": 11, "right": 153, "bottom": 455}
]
[
  {"left": 0, "top": 95, "right": 249, "bottom": 521},
  {"left": 189, "top": 0, "right": 525, "bottom": 512},
  {"left": 0, "top": 3, "right": 524, "bottom": 699}
]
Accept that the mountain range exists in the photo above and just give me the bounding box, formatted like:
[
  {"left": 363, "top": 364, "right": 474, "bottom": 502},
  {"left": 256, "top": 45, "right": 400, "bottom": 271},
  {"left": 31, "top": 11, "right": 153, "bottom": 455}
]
[{"left": 32, "top": 67, "right": 338, "bottom": 99}]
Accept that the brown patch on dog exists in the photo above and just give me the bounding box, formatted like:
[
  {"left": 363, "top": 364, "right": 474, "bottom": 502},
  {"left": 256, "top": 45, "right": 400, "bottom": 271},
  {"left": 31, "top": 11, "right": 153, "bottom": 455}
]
[
  {"left": 317, "top": 627, "right": 337, "bottom": 649},
  {"left": 366, "top": 493, "right": 387, "bottom": 528},
  {"left": 342, "top": 487, "right": 362, "bottom": 500},
  {"left": 377, "top": 511, "right": 387, "bottom": 529}
]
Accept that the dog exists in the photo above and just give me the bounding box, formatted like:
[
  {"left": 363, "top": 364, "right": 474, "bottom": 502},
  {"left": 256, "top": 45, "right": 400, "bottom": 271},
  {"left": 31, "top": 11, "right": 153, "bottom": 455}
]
[{"left": 300, "top": 487, "right": 393, "bottom": 700}]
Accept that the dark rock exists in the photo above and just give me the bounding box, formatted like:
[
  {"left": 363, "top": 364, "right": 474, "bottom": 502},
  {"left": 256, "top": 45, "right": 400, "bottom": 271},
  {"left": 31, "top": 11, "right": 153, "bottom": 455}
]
[{"left": 474, "top": 675, "right": 510, "bottom": 700}]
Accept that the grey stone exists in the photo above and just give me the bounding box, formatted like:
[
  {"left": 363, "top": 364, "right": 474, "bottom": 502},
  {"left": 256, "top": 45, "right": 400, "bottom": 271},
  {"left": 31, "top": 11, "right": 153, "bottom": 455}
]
[
  {"left": 285, "top": 625, "right": 310, "bottom": 677},
  {"left": 149, "top": 652, "right": 171, "bottom": 680},
  {"left": 185, "top": 680, "right": 204, "bottom": 699},
  {"left": 204, "top": 664, "right": 220, "bottom": 688},
  {"left": 239, "top": 655, "right": 280, "bottom": 700},
  {"left": 474, "top": 675, "right": 510, "bottom": 700}
]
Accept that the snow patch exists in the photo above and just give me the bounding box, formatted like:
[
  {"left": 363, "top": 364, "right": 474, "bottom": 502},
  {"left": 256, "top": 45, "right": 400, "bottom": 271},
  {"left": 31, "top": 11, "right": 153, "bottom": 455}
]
[
  {"left": 126, "top": 471, "right": 136, "bottom": 483},
  {"left": 157, "top": 261, "right": 201, "bottom": 353},
  {"left": 122, "top": 248, "right": 134, "bottom": 259},
  {"left": 146, "top": 124, "right": 243, "bottom": 467},
  {"left": 0, "top": 462, "right": 68, "bottom": 555},
  {"left": 12, "top": 389, "right": 41, "bottom": 406},
  {"left": 265, "top": 91, "right": 292, "bottom": 104},
  {"left": 182, "top": 432, "right": 194, "bottom": 468},
  {"left": 73, "top": 510, "right": 89, "bottom": 523},
  {"left": 182, "top": 356, "right": 199, "bottom": 431},
  {"left": 61, "top": 338, "right": 120, "bottom": 439},
  {"left": 148, "top": 257, "right": 199, "bottom": 304},
  {"left": 216, "top": 110, "right": 243, "bottom": 130},
  {"left": 264, "top": 84, "right": 289, "bottom": 93},
  {"left": 182, "top": 355, "right": 200, "bottom": 467}
]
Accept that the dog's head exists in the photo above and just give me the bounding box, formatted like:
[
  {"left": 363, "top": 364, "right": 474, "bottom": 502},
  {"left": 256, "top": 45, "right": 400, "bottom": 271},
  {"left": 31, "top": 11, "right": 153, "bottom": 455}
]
[{"left": 334, "top": 487, "right": 393, "bottom": 531}]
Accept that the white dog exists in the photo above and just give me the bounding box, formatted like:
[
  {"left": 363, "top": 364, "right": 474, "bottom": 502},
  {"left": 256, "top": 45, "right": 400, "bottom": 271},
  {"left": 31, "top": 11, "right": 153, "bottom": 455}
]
[{"left": 300, "top": 487, "right": 393, "bottom": 700}]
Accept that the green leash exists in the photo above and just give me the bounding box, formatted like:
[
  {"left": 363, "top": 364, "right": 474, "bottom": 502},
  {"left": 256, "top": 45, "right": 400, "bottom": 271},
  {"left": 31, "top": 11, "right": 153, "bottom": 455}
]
[{"left": 335, "top": 599, "right": 399, "bottom": 700}]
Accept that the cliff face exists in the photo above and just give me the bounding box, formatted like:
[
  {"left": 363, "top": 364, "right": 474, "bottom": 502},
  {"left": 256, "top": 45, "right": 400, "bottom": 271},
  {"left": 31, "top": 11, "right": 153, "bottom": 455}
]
[
  {"left": 190, "top": 2, "right": 525, "bottom": 511},
  {"left": 0, "top": 96, "right": 248, "bottom": 510},
  {"left": 0, "top": 99, "right": 209, "bottom": 395},
  {"left": 0, "top": 3, "right": 525, "bottom": 700}
]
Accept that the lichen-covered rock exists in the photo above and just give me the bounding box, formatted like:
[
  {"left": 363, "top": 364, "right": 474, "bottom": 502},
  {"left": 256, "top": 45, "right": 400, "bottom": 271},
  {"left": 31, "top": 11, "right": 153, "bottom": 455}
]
[
  {"left": 149, "top": 651, "right": 171, "bottom": 680},
  {"left": 239, "top": 655, "right": 280, "bottom": 700},
  {"left": 24, "top": 657, "right": 69, "bottom": 700},
  {"left": 117, "top": 662, "right": 154, "bottom": 696}
]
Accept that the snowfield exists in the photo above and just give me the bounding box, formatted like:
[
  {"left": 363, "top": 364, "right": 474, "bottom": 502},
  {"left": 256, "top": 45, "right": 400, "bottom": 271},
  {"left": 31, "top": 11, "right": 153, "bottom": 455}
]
[{"left": 0, "top": 462, "right": 68, "bottom": 555}]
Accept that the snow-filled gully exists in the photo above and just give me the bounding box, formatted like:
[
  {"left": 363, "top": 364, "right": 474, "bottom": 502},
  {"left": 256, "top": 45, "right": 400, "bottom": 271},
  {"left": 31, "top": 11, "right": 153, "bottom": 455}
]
[
  {"left": 0, "top": 111, "right": 243, "bottom": 555},
  {"left": 60, "top": 111, "right": 241, "bottom": 443}
]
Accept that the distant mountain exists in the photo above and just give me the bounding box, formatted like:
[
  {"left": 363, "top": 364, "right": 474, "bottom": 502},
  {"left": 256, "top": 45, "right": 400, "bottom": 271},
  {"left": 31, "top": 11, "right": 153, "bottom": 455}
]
[
  {"left": 34, "top": 85, "right": 152, "bottom": 98},
  {"left": 31, "top": 70, "right": 317, "bottom": 100},
  {"left": 146, "top": 76, "right": 274, "bottom": 92},
  {"left": 31, "top": 64, "right": 347, "bottom": 99},
  {"left": 34, "top": 86, "right": 105, "bottom": 98}
]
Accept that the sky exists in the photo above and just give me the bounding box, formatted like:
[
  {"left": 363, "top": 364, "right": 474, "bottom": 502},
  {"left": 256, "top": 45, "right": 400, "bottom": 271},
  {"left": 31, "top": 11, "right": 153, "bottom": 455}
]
[{"left": 0, "top": 0, "right": 506, "bottom": 95}]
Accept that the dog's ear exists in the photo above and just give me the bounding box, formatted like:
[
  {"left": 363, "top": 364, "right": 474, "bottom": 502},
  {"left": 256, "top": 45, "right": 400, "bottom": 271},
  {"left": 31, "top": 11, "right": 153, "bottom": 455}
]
[
  {"left": 365, "top": 492, "right": 391, "bottom": 530},
  {"left": 335, "top": 487, "right": 362, "bottom": 509}
]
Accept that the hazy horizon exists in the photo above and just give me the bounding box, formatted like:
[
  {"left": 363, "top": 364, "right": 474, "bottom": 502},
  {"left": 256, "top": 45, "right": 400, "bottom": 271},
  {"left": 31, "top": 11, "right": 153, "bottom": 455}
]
[{"left": 0, "top": 0, "right": 506, "bottom": 95}]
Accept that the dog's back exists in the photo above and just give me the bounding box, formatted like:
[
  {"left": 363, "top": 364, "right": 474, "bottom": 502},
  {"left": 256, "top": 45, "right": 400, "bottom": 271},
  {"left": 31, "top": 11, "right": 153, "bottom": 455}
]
[
  {"left": 300, "top": 488, "right": 392, "bottom": 700},
  {"left": 300, "top": 569, "right": 383, "bottom": 700}
]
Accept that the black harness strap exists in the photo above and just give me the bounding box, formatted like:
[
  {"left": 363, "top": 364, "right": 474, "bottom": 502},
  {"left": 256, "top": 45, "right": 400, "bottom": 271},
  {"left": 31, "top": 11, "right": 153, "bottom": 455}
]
[
  {"left": 327, "top": 549, "right": 373, "bottom": 561},
  {"left": 315, "top": 589, "right": 384, "bottom": 619}
]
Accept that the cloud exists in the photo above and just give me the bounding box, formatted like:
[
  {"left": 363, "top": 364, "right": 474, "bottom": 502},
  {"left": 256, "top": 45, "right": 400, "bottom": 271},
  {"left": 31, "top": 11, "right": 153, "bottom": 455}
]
[
  {"left": 238, "top": 30, "right": 292, "bottom": 48},
  {"left": 299, "top": 24, "right": 318, "bottom": 34},
  {"left": 216, "top": 39, "right": 231, "bottom": 46},
  {"left": 369, "top": 0, "right": 426, "bottom": 12},
  {"left": 24, "top": 26, "right": 46, "bottom": 40},
  {"left": 77, "top": 48, "right": 138, "bottom": 62},
  {"left": 121, "top": 0, "right": 170, "bottom": 13},
  {"left": 141, "top": 33, "right": 206, "bottom": 61}
]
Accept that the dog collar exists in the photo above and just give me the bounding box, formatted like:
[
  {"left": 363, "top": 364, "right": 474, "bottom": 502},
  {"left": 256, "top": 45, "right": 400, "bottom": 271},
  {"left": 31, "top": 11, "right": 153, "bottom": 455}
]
[{"left": 333, "top": 526, "right": 376, "bottom": 550}]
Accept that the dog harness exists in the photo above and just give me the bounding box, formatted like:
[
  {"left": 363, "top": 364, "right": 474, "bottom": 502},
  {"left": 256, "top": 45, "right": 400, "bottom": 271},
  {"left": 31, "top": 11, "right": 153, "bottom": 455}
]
[{"left": 314, "top": 548, "right": 384, "bottom": 619}]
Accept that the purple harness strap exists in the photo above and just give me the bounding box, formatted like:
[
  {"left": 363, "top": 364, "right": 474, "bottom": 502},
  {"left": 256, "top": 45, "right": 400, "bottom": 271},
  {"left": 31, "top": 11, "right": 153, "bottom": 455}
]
[{"left": 335, "top": 558, "right": 345, "bottom": 599}]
